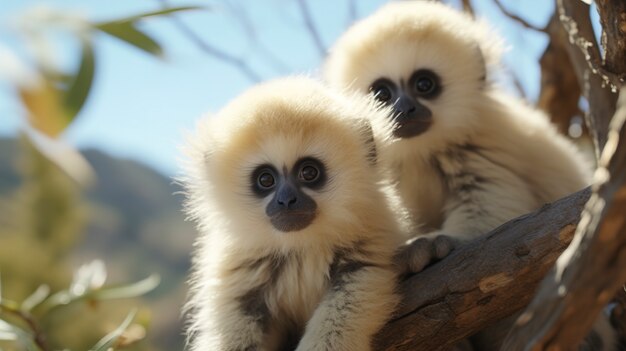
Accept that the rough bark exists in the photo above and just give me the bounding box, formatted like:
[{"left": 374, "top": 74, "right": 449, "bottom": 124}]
[
  {"left": 502, "top": 86, "right": 626, "bottom": 351},
  {"left": 557, "top": 0, "right": 618, "bottom": 156},
  {"left": 373, "top": 188, "right": 591, "bottom": 351},
  {"left": 537, "top": 13, "right": 584, "bottom": 138}
]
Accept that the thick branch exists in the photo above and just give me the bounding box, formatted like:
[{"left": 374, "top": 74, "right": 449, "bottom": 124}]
[
  {"left": 537, "top": 13, "right": 584, "bottom": 138},
  {"left": 595, "top": 0, "right": 626, "bottom": 82},
  {"left": 374, "top": 187, "right": 591, "bottom": 350},
  {"left": 558, "top": 0, "right": 618, "bottom": 155},
  {"left": 503, "top": 86, "right": 626, "bottom": 350}
]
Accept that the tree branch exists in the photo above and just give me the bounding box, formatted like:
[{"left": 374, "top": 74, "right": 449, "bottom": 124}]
[
  {"left": 460, "top": 0, "right": 475, "bottom": 18},
  {"left": 493, "top": 0, "right": 546, "bottom": 33},
  {"left": 595, "top": 0, "right": 626, "bottom": 84},
  {"left": 557, "top": 0, "right": 619, "bottom": 155},
  {"left": 503, "top": 85, "right": 626, "bottom": 350},
  {"left": 296, "top": 0, "right": 326, "bottom": 57},
  {"left": 374, "top": 187, "right": 592, "bottom": 350},
  {"left": 154, "top": 0, "right": 263, "bottom": 82},
  {"left": 537, "top": 13, "right": 584, "bottom": 138}
]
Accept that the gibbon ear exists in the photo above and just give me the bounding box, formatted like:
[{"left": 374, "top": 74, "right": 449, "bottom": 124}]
[
  {"left": 356, "top": 118, "right": 377, "bottom": 165},
  {"left": 474, "top": 43, "right": 488, "bottom": 85}
]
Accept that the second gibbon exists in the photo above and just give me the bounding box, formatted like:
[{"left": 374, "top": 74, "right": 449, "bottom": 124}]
[
  {"left": 324, "top": 0, "right": 590, "bottom": 274},
  {"left": 324, "top": 1, "right": 617, "bottom": 350}
]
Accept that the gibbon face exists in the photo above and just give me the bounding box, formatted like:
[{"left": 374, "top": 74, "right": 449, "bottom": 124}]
[
  {"left": 325, "top": 1, "right": 502, "bottom": 151},
  {"left": 186, "top": 77, "right": 387, "bottom": 248}
]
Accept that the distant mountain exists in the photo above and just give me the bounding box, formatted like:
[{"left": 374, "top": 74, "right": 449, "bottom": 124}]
[{"left": 0, "top": 137, "right": 195, "bottom": 350}]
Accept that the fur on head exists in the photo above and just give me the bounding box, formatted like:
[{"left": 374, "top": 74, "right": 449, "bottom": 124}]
[
  {"left": 324, "top": 1, "right": 505, "bottom": 157},
  {"left": 180, "top": 77, "right": 396, "bottom": 252}
]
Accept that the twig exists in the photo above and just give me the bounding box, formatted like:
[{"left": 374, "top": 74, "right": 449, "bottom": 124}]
[
  {"left": 493, "top": 0, "right": 547, "bottom": 33},
  {"left": 154, "top": 0, "right": 262, "bottom": 82},
  {"left": 347, "top": 0, "right": 357, "bottom": 26},
  {"left": 223, "top": 0, "right": 291, "bottom": 74},
  {"left": 296, "top": 0, "right": 326, "bottom": 57},
  {"left": 461, "top": 0, "right": 475, "bottom": 18},
  {"left": 1, "top": 303, "right": 51, "bottom": 351}
]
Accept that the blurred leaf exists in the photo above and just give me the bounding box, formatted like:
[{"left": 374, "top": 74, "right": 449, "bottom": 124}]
[
  {"left": 87, "top": 274, "right": 159, "bottom": 301},
  {"left": 93, "top": 6, "right": 202, "bottom": 56},
  {"left": 22, "top": 130, "right": 95, "bottom": 186},
  {"left": 62, "top": 37, "right": 95, "bottom": 122},
  {"left": 0, "top": 319, "right": 18, "bottom": 341},
  {"left": 20, "top": 285, "right": 50, "bottom": 312},
  {"left": 70, "top": 260, "right": 107, "bottom": 297},
  {"left": 19, "top": 80, "right": 67, "bottom": 137},
  {"left": 96, "top": 21, "right": 162, "bottom": 57},
  {"left": 0, "top": 319, "right": 38, "bottom": 351},
  {"left": 38, "top": 273, "right": 158, "bottom": 315},
  {"left": 90, "top": 309, "right": 136, "bottom": 351},
  {"left": 98, "top": 6, "right": 203, "bottom": 24}
]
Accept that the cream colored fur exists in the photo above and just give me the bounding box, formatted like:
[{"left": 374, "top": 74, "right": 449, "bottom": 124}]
[
  {"left": 180, "top": 77, "right": 404, "bottom": 351},
  {"left": 324, "top": 1, "right": 616, "bottom": 350},
  {"left": 325, "top": 0, "right": 590, "bottom": 252}
]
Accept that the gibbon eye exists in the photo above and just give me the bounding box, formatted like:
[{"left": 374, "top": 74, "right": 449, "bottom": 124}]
[
  {"left": 410, "top": 69, "right": 441, "bottom": 98},
  {"left": 257, "top": 172, "right": 275, "bottom": 189},
  {"left": 251, "top": 165, "right": 278, "bottom": 196},
  {"left": 369, "top": 79, "right": 395, "bottom": 103},
  {"left": 294, "top": 158, "right": 327, "bottom": 189},
  {"left": 299, "top": 164, "right": 319, "bottom": 182},
  {"left": 415, "top": 77, "right": 434, "bottom": 93}
]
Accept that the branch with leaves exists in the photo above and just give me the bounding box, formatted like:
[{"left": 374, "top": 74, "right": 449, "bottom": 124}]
[{"left": 0, "top": 261, "right": 159, "bottom": 351}]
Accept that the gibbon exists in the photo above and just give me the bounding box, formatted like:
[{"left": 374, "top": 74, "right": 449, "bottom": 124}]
[
  {"left": 180, "top": 77, "right": 404, "bottom": 351},
  {"left": 324, "top": 1, "right": 617, "bottom": 350},
  {"left": 324, "top": 0, "right": 590, "bottom": 274}
]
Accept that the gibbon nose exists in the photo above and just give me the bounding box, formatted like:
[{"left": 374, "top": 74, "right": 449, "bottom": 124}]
[
  {"left": 395, "top": 95, "right": 432, "bottom": 121},
  {"left": 275, "top": 184, "right": 298, "bottom": 208},
  {"left": 395, "top": 95, "right": 417, "bottom": 117}
]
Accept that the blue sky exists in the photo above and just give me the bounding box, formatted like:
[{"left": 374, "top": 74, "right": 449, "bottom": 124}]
[{"left": 0, "top": 0, "right": 552, "bottom": 176}]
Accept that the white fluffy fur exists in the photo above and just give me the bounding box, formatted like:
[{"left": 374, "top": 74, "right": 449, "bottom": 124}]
[
  {"left": 180, "top": 77, "right": 404, "bottom": 351},
  {"left": 325, "top": 0, "right": 590, "bottom": 249},
  {"left": 324, "top": 1, "right": 617, "bottom": 350}
]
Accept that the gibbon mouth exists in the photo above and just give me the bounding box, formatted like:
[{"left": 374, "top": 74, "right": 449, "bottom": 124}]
[
  {"left": 393, "top": 119, "right": 432, "bottom": 138},
  {"left": 270, "top": 211, "right": 316, "bottom": 232}
]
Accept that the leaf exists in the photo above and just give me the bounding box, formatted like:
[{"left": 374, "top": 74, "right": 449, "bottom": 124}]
[
  {"left": 93, "top": 6, "right": 202, "bottom": 56},
  {"left": 0, "top": 319, "right": 17, "bottom": 341},
  {"left": 90, "top": 309, "right": 137, "bottom": 351},
  {"left": 96, "top": 21, "right": 163, "bottom": 57},
  {"left": 0, "top": 319, "right": 38, "bottom": 351},
  {"left": 62, "top": 37, "right": 95, "bottom": 122},
  {"left": 20, "top": 285, "right": 50, "bottom": 312},
  {"left": 21, "top": 130, "right": 95, "bottom": 186},
  {"left": 70, "top": 260, "right": 107, "bottom": 297},
  {"left": 19, "top": 79, "right": 68, "bottom": 137},
  {"left": 98, "top": 6, "right": 203, "bottom": 24},
  {"left": 87, "top": 274, "right": 160, "bottom": 301}
]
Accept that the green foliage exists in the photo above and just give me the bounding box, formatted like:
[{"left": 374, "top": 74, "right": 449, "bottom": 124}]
[
  {"left": 13, "top": 5, "right": 201, "bottom": 138},
  {"left": 0, "top": 4, "right": 202, "bottom": 350},
  {"left": 0, "top": 261, "right": 158, "bottom": 351},
  {"left": 0, "top": 138, "right": 195, "bottom": 350}
]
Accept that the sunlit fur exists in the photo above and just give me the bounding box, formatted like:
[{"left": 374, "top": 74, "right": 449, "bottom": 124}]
[
  {"left": 180, "top": 77, "right": 404, "bottom": 351},
  {"left": 324, "top": 2, "right": 617, "bottom": 350},
  {"left": 325, "top": 0, "right": 590, "bottom": 242}
]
